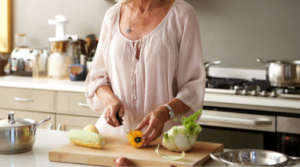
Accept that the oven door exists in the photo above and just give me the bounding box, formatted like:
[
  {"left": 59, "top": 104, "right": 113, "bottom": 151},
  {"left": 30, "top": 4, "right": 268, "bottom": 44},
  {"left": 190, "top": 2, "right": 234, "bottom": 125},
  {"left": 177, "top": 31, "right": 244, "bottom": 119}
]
[
  {"left": 277, "top": 116, "right": 300, "bottom": 156},
  {"left": 197, "top": 109, "right": 277, "bottom": 150}
]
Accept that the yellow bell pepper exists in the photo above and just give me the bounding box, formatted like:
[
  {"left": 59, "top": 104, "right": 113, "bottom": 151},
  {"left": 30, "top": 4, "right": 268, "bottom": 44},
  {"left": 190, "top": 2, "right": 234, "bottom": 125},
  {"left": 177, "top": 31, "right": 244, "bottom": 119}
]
[{"left": 127, "top": 130, "right": 145, "bottom": 148}]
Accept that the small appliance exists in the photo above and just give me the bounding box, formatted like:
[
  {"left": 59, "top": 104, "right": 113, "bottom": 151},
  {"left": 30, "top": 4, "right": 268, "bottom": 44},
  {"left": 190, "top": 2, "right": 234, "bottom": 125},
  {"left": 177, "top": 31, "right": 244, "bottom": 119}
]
[
  {"left": 9, "top": 34, "right": 44, "bottom": 76},
  {"left": 10, "top": 48, "right": 40, "bottom": 76},
  {"left": 47, "top": 15, "right": 71, "bottom": 79}
]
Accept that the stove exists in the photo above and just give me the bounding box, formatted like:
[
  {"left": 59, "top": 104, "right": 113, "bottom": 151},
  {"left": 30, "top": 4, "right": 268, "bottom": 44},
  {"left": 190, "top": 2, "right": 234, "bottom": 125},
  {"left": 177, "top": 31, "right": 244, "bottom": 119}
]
[
  {"left": 201, "top": 76, "right": 300, "bottom": 156},
  {"left": 206, "top": 77, "right": 300, "bottom": 99}
]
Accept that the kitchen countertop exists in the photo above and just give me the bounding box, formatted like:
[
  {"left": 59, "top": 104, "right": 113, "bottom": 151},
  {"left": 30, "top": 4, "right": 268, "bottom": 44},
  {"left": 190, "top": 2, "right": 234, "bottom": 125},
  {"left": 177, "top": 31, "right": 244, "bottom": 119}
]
[
  {"left": 0, "top": 129, "right": 225, "bottom": 167},
  {"left": 0, "top": 76, "right": 85, "bottom": 93},
  {"left": 0, "top": 76, "right": 299, "bottom": 114}
]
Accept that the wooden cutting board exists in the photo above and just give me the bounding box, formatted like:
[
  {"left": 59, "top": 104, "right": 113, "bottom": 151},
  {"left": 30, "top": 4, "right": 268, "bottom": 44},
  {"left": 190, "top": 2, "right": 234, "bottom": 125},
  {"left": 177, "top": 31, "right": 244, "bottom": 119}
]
[{"left": 49, "top": 133, "right": 223, "bottom": 167}]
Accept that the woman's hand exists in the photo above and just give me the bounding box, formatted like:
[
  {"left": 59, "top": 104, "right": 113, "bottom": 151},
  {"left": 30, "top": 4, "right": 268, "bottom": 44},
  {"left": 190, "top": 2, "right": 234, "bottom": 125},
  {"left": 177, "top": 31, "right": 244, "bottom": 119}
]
[
  {"left": 135, "top": 106, "right": 169, "bottom": 146},
  {"left": 96, "top": 85, "right": 125, "bottom": 127},
  {"left": 103, "top": 97, "right": 125, "bottom": 127}
]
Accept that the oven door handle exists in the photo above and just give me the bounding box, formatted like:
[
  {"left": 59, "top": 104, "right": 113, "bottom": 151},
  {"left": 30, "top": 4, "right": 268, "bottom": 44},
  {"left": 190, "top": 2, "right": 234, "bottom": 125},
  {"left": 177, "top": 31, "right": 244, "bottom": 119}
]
[{"left": 200, "top": 115, "right": 272, "bottom": 126}]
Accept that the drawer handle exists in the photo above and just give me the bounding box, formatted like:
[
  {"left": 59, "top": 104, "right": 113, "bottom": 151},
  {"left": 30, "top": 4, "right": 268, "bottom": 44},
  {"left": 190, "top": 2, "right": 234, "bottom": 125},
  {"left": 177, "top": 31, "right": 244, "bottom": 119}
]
[
  {"left": 48, "top": 123, "right": 53, "bottom": 130},
  {"left": 200, "top": 115, "right": 272, "bottom": 126},
  {"left": 78, "top": 102, "right": 89, "bottom": 107},
  {"left": 57, "top": 124, "right": 62, "bottom": 131},
  {"left": 14, "top": 97, "right": 34, "bottom": 102}
]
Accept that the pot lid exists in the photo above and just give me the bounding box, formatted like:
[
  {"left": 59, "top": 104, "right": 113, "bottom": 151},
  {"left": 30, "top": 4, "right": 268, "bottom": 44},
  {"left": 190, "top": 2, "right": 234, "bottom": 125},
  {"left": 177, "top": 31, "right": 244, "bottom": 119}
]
[{"left": 0, "top": 112, "right": 36, "bottom": 127}]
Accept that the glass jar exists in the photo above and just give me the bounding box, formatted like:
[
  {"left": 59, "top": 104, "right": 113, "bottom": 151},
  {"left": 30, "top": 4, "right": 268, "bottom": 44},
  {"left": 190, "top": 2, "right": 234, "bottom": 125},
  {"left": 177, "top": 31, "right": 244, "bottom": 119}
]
[
  {"left": 48, "top": 52, "right": 71, "bottom": 79},
  {"left": 32, "top": 49, "right": 49, "bottom": 78},
  {"left": 15, "top": 34, "right": 27, "bottom": 48}
]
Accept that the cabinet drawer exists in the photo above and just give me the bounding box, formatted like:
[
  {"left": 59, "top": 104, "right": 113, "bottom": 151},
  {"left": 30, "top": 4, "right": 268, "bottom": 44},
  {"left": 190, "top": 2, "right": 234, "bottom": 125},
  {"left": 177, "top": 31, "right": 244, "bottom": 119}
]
[
  {"left": 0, "top": 109, "right": 55, "bottom": 130},
  {"left": 0, "top": 87, "right": 54, "bottom": 112},
  {"left": 57, "top": 92, "right": 101, "bottom": 117},
  {"left": 56, "top": 114, "right": 99, "bottom": 132},
  {"left": 199, "top": 110, "right": 276, "bottom": 132}
]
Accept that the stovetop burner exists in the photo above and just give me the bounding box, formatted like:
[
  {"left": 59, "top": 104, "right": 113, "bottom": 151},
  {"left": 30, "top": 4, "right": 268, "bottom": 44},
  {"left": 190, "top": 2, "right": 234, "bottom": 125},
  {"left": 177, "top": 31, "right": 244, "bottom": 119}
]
[
  {"left": 281, "top": 87, "right": 300, "bottom": 94},
  {"left": 206, "top": 77, "right": 247, "bottom": 90},
  {"left": 206, "top": 77, "right": 273, "bottom": 91},
  {"left": 243, "top": 79, "right": 273, "bottom": 92},
  {"left": 206, "top": 77, "right": 300, "bottom": 98}
]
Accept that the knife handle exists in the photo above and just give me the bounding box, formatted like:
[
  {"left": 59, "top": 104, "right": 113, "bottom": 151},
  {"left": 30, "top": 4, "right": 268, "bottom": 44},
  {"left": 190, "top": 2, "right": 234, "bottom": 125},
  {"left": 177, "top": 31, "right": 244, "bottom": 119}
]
[{"left": 116, "top": 112, "right": 123, "bottom": 126}]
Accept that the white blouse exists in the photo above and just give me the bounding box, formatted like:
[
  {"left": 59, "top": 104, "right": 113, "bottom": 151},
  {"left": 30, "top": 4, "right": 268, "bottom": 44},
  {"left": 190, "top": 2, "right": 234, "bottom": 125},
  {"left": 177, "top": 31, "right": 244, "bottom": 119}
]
[{"left": 85, "top": 0, "right": 206, "bottom": 135}]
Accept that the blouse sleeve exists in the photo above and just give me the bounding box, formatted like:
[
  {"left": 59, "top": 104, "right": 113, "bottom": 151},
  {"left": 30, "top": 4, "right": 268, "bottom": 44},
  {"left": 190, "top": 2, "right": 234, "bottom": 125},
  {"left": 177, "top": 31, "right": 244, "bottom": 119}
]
[
  {"left": 85, "top": 11, "right": 110, "bottom": 112},
  {"left": 175, "top": 8, "right": 206, "bottom": 114}
]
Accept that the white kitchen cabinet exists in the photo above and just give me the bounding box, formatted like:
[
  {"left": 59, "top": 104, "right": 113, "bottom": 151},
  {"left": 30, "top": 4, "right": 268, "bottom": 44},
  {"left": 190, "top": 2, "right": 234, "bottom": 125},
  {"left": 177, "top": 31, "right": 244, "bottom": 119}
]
[
  {"left": 0, "top": 77, "right": 103, "bottom": 132},
  {"left": 0, "top": 87, "right": 54, "bottom": 112},
  {"left": 56, "top": 91, "right": 100, "bottom": 117},
  {"left": 56, "top": 114, "right": 99, "bottom": 132},
  {"left": 0, "top": 109, "right": 56, "bottom": 130}
]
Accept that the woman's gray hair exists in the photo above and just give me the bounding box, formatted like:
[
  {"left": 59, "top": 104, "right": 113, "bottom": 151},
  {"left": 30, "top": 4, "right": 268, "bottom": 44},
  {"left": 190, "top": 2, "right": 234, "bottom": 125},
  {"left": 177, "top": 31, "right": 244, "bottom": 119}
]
[
  {"left": 115, "top": 0, "right": 130, "bottom": 4},
  {"left": 116, "top": 0, "right": 161, "bottom": 4}
]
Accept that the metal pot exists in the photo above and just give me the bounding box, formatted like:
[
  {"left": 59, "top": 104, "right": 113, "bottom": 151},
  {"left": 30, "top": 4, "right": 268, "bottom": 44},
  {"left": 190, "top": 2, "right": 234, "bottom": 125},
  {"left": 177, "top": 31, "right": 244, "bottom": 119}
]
[
  {"left": 292, "top": 60, "right": 300, "bottom": 85},
  {"left": 204, "top": 61, "right": 222, "bottom": 76},
  {"left": 0, "top": 111, "right": 51, "bottom": 154},
  {"left": 257, "top": 58, "right": 300, "bottom": 87},
  {"left": 211, "top": 149, "right": 300, "bottom": 167}
]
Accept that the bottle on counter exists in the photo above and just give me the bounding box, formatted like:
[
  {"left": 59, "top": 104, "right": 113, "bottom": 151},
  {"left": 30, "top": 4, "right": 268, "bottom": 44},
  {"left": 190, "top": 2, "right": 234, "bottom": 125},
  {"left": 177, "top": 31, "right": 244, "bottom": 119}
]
[
  {"left": 85, "top": 34, "right": 97, "bottom": 55},
  {"left": 86, "top": 49, "right": 95, "bottom": 75},
  {"left": 78, "top": 39, "right": 88, "bottom": 65}
]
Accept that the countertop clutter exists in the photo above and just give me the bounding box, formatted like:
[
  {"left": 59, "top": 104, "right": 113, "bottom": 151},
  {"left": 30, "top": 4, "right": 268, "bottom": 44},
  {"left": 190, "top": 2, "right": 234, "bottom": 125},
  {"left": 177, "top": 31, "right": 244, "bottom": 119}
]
[{"left": 0, "top": 129, "right": 224, "bottom": 167}]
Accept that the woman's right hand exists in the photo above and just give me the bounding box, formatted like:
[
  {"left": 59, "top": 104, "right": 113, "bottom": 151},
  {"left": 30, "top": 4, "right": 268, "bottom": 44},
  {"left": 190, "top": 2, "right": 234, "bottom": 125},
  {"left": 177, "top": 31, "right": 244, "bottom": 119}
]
[
  {"left": 103, "top": 97, "right": 125, "bottom": 127},
  {"left": 96, "top": 85, "right": 125, "bottom": 128}
]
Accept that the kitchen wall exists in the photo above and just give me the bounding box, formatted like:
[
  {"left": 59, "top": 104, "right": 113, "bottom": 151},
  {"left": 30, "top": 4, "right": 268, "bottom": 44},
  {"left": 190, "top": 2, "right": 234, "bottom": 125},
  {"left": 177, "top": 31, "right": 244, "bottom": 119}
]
[{"left": 12, "top": 0, "right": 300, "bottom": 69}]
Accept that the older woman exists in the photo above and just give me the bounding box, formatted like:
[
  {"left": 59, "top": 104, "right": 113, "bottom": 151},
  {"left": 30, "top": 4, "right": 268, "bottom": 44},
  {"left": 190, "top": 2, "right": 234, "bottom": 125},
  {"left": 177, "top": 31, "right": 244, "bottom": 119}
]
[{"left": 85, "top": 0, "right": 205, "bottom": 146}]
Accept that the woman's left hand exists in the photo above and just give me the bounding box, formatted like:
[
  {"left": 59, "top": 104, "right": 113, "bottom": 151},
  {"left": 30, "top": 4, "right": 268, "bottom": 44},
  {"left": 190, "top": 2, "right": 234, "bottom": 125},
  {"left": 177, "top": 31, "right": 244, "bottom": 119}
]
[{"left": 135, "top": 106, "right": 169, "bottom": 146}]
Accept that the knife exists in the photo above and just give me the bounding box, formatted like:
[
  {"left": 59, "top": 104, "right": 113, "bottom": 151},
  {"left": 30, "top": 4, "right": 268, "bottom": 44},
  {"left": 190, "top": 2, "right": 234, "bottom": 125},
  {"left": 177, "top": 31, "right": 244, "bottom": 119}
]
[{"left": 116, "top": 112, "right": 129, "bottom": 134}]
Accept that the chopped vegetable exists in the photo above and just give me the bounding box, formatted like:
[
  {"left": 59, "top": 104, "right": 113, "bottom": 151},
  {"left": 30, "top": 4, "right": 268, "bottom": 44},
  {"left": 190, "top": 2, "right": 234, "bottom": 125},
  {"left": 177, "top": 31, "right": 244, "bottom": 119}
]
[
  {"left": 162, "top": 109, "right": 202, "bottom": 152},
  {"left": 155, "top": 145, "right": 185, "bottom": 160},
  {"left": 68, "top": 129, "right": 105, "bottom": 148},
  {"left": 83, "top": 124, "right": 99, "bottom": 134},
  {"left": 127, "top": 130, "right": 145, "bottom": 148}
]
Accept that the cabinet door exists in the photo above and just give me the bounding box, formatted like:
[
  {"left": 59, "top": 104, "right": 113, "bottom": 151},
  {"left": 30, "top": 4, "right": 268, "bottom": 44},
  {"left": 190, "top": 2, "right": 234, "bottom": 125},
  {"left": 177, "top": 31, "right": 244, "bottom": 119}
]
[
  {"left": 57, "top": 92, "right": 102, "bottom": 117},
  {"left": 0, "top": 109, "right": 55, "bottom": 130},
  {"left": 0, "top": 87, "right": 54, "bottom": 112},
  {"left": 56, "top": 114, "right": 99, "bottom": 132}
]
